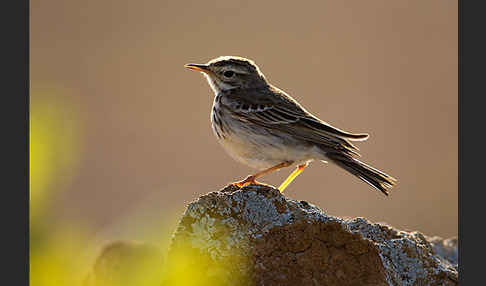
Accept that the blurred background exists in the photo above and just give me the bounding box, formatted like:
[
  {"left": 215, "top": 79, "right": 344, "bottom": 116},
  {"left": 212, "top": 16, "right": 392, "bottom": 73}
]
[{"left": 31, "top": 0, "right": 457, "bottom": 284}]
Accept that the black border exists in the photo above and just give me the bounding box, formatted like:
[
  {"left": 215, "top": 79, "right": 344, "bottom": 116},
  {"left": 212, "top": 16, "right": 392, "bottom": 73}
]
[
  {"left": 4, "top": 0, "right": 29, "bottom": 283},
  {"left": 26, "top": 0, "right": 30, "bottom": 279},
  {"left": 26, "top": 0, "right": 30, "bottom": 283},
  {"left": 460, "top": 0, "right": 484, "bottom": 284}
]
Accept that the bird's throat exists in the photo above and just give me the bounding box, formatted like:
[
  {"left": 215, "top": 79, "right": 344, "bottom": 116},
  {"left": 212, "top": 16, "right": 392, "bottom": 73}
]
[{"left": 205, "top": 75, "right": 236, "bottom": 95}]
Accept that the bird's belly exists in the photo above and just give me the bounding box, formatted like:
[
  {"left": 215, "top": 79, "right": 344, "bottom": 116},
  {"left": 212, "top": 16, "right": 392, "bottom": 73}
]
[{"left": 215, "top": 128, "right": 318, "bottom": 170}]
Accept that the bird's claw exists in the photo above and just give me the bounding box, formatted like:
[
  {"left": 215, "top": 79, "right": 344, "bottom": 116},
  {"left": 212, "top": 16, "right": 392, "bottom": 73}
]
[{"left": 232, "top": 175, "right": 265, "bottom": 187}]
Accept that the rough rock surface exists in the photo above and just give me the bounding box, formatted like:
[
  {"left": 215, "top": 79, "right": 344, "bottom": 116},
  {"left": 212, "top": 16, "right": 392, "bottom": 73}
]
[{"left": 166, "top": 184, "right": 458, "bottom": 286}]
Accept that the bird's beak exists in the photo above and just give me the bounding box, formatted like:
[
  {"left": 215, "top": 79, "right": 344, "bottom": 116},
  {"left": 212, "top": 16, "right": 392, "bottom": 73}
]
[{"left": 184, "top": 63, "right": 211, "bottom": 74}]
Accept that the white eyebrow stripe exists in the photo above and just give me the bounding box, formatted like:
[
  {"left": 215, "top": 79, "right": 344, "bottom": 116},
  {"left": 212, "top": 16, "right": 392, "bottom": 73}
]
[{"left": 224, "top": 66, "right": 251, "bottom": 74}]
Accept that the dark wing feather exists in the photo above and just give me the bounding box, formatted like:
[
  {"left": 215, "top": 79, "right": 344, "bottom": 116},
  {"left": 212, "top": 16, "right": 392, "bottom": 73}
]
[
  {"left": 268, "top": 88, "right": 369, "bottom": 141},
  {"left": 222, "top": 86, "right": 368, "bottom": 156}
]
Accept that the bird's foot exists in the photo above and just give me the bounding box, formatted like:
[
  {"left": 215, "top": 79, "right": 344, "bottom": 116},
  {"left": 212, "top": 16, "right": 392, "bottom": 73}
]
[{"left": 232, "top": 175, "right": 265, "bottom": 188}]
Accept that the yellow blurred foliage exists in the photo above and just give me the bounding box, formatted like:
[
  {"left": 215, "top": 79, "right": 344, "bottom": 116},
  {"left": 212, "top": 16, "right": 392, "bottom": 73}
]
[
  {"left": 163, "top": 244, "right": 249, "bottom": 286},
  {"left": 30, "top": 87, "right": 81, "bottom": 220},
  {"left": 29, "top": 88, "right": 249, "bottom": 286},
  {"left": 30, "top": 87, "right": 86, "bottom": 286},
  {"left": 83, "top": 241, "right": 164, "bottom": 286},
  {"left": 30, "top": 225, "right": 94, "bottom": 286}
]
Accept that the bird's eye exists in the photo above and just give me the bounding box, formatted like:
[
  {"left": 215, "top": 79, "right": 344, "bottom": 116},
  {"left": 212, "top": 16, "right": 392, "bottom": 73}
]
[{"left": 223, "top": 71, "right": 235, "bottom": 78}]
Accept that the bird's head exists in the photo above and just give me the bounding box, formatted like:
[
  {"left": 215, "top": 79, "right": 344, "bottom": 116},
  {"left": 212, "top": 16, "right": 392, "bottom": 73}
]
[{"left": 185, "top": 56, "right": 268, "bottom": 94}]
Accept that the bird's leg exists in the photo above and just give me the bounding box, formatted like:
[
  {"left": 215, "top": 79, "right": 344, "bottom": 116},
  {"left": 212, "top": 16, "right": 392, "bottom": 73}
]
[
  {"left": 232, "top": 161, "right": 293, "bottom": 187},
  {"left": 278, "top": 163, "right": 309, "bottom": 192}
]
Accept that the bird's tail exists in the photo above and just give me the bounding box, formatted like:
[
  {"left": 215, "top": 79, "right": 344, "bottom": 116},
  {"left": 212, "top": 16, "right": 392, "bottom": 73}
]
[{"left": 326, "top": 152, "right": 397, "bottom": 196}]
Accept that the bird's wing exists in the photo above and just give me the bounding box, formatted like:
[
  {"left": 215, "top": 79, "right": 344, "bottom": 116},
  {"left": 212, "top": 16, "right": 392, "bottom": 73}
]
[{"left": 222, "top": 87, "right": 368, "bottom": 155}]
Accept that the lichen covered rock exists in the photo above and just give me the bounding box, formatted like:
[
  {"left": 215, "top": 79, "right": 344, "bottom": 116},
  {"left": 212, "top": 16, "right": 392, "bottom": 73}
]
[{"left": 166, "top": 184, "right": 458, "bottom": 286}]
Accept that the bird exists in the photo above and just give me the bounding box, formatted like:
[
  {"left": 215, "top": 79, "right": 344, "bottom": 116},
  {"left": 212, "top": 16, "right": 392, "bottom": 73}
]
[{"left": 184, "top": 56, "right": 397, "bottom": 195}]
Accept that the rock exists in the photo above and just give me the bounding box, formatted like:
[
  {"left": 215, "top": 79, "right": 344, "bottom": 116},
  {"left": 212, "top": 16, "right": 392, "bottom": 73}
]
[
  {"left": 84, "top": 241, "right": 164, "bottom": 286},
  {"left": 165, "top": 184, "right": 458, "bottom": 286},
  {"left": 428, "top": 236, "right": 458, "bottom": 266}
]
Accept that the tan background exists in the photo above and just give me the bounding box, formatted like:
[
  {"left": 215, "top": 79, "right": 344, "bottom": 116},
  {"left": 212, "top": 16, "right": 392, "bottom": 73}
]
[{"left": 31, "top": 0, "right": 457, "bottom": 240}]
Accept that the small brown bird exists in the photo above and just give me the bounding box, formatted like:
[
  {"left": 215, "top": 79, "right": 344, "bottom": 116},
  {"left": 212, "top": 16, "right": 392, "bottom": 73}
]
[{"left": 185, "top": 56, "right": 397, "bottom": 195}]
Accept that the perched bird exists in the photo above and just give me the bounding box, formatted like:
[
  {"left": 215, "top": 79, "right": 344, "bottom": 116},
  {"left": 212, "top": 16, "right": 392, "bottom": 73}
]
[{"left": 185, "top": 56, "right": 397, "bottom": 195}]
